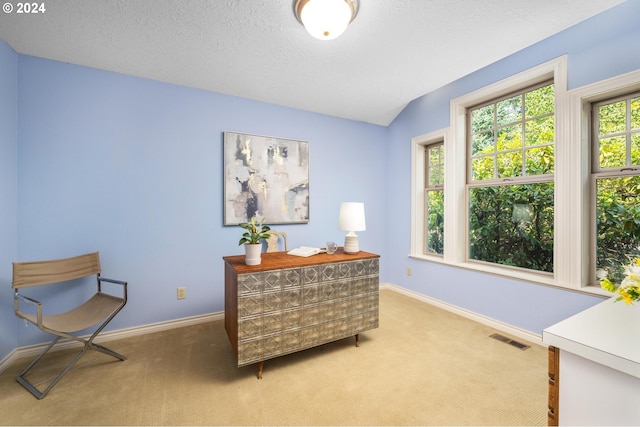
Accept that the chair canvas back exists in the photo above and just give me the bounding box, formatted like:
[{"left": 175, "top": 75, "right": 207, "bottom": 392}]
[
  {"left": 12, "top": 252, "right": 101, "bottom": 289},
  {"left": 265, "top": 230, "right": 288, "bottom": 252}
]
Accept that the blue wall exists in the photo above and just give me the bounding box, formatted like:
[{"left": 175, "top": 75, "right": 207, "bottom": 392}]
[
  {"left": 12, "top": 56, "right": 387, "bottom": 349},
  {"left": 1, "top": 0, "right": 639, "bottom": 361},
  {"left": 0, "top": 39, "right": 18, "bottom": 360},
  {"left": 385, "top": 0, "right": 640, "bottom": 334}
]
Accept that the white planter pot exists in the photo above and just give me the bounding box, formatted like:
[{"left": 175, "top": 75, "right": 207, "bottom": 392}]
[{"left": 244, "top": 243, "right": 262, "bottom": 265}]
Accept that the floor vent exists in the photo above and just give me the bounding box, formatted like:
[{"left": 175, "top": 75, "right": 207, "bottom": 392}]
[{"left": 489, "top": 333, "right": 530, "bottom": 350}]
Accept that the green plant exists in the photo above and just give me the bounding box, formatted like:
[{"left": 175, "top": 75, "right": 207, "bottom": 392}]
[{"left": 238, "top": 217, "right": 271, "bottom": 245}]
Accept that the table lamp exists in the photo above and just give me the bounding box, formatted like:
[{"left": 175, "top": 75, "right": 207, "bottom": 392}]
[{"left": 339, "top": 202, "right": 366, "bottom": 254}]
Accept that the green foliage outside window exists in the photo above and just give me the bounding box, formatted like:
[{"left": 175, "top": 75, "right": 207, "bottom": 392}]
[
  {"left": 595, "top": 95, "right": 640, "bottom": 284},
  {"left": 467, "top": 83, "right": 555, "bottom": 272},
  {"left": 426, "top": 190, "right": 444, "bottom": 254},
  {"left": 428, "top": 83, "right": 639, "bottom": 279},
  {"left": 425, "top": 143, "right": 444, "bottom": 255},
  {"left": 469, "top": 183, "right": 554, "bottom": 272},
  {"left": 596, "top": 176, "right": 640, "bottom": 283}
]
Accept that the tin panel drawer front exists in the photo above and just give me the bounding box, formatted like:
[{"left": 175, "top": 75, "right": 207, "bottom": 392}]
[
  {"left": 237, "top": 272, "right": 263, "bottom": 296},
  {"left": 238, "top": 294, "right": 263, "bottom": 318}
]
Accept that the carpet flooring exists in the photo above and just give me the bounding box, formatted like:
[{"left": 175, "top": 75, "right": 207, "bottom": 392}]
[{"left": 0, "top": 289, "right": 548, "bottom": 426}]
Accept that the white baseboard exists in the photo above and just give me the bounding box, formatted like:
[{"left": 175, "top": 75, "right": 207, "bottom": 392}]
[
  {"left": 0, "top": 311, "right": 224, "bottom": 374},
  {"left": 380, "top": 282, "right": 543, "bottom": 346},
  {"left": 1, "top": 284, "right": 543, "bottom": 374}
]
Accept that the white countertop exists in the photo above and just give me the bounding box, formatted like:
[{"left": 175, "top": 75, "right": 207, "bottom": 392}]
[{"left": 543, "top": 297, "right": 640, "bottom": 379}]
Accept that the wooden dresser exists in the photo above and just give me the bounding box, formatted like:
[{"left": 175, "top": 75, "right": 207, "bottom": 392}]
[{"left": 223, "top": 248, "right": 379, "bottom": 378}]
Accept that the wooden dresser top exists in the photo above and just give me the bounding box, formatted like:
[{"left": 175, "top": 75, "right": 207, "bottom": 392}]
[{"left": 223, "top": 248, "right": 379, "bottom": 274}]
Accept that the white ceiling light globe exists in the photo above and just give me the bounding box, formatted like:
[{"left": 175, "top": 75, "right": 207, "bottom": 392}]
[{"left": 300, "top": 0, "right": 352, "bottom": 40}]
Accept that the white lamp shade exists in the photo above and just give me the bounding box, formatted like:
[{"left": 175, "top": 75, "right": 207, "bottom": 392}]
[
  {"left": 299, "top": 0, "right": 352, "bottom": 40},
  {"left": 339, "top": 202, "right": 366, "bottom": 231}
]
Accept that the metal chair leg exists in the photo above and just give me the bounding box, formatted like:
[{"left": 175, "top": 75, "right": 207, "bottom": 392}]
[
  {"left": 16, "top": 335, "right": 125, "bottom": 399},
  {"left": 90, "top": 342, "right": 126, "bottom": 361}
]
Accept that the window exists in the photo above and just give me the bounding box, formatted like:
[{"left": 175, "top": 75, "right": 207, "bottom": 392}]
[
  {"left": 411, "top": 129, "right": 448, "bottom": 259},
  {"left": 412, "top": 58, "right": 640, "bottom": 292},
  {"left": 467, "top": 82, "right": 555, "bottom": 273},
  {"left": 592, "top": 92, "right": 640, "bottom": 284},
  {"left": 425, "top": 142, "right": 444, "bottom": 255},
  {"left": 411, "top": 57, "right": 567, "bottom": 288}
]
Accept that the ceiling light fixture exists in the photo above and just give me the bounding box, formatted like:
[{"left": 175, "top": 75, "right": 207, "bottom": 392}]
[{"left": 294, "top": 0, "right": 359, "bottom": 41}]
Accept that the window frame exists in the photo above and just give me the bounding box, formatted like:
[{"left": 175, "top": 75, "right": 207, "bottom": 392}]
[
  {"left": 591, "top": 91, "right": 640, "bottom": 173},
  {"left": 411, "top": 129, "right": 448, "bottom": 261},
  {"left": 588, "top": 88, "right": 640, "bottom": 287},
  {"left": 424, "top": 141, "right": 445, "bottom": 256},
  {"left": 411, "top": 56, "right": 569, "bottom": 288},
  {"left": 467, "top": 80, "right": 555, "bottom": 185},
  {"left": 410, "top": 58, "right": 640, "bottom": 295},
  {"left": 568, "top": 69, "right": 640, "bottom": 295},
  {"left": 465, "top": 80, "right": 556, "bottom": 274}
]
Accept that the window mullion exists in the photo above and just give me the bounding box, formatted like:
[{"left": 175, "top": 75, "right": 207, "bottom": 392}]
[{"left": 627, "top": 98, "right": 632, "bottom": 167}]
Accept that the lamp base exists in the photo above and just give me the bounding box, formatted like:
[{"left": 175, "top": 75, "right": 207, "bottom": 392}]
[{"left": 343, "top": 235, "right": 360, "bottom": 254}]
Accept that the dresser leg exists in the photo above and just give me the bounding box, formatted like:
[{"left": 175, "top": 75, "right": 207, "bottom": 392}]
[
  {"left": 257, "top": 361, "right": 264, "bottom": 379},
  {"left": 355, "top": 334, "right": 360, "bottom": 347}
]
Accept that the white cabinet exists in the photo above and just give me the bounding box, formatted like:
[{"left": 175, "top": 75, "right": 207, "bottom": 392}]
[{"left": 543, "top": 298, "right": 640, "bottom": 425}]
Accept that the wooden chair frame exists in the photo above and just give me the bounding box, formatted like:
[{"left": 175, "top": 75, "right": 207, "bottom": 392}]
[
  {"left": 12, "top": 252, "right": 127, "bottom": 399},
  {"left": 265, "top": 230, "right": 288, "bottom": 253}
]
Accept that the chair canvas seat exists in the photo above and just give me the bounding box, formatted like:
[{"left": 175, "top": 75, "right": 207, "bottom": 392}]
[{"left": 17, "top": 293, "right": 124, "bottom": 333}]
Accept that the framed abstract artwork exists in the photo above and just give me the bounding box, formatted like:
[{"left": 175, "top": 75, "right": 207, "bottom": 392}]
[{"left": 223, "top": 131, "right": 310, "bottom": 225}]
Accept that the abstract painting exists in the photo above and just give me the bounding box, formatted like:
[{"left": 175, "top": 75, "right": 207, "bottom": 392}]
[{"left": 224, "top": 131, "right": 309, "bottom": 225}]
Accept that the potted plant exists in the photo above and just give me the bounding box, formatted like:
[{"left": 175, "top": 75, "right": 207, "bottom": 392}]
[{"left": 238, "top": 216, "right": 271, "bottom": 265}]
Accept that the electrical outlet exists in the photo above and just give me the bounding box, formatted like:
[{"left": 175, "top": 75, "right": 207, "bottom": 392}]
[
  {"left": 406, "top": 267, "right": 412, "bottom": 276},
  {"left": 177, "top": 287, "right": 186, "bottom": 300}
]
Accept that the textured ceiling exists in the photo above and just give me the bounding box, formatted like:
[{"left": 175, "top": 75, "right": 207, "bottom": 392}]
[{"left": 0, "top": 0, "right": 624, "bottom": 125}]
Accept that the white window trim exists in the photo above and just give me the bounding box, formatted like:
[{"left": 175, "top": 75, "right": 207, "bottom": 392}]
[
  {"left": 411, "top": 129, "right": 448, "bottom": 262},
  {"left": 452, "top": 56, "right": 568, "bottom": 287},
  {"left": 411, "top": 56, "right": 584, "bottom": 289},
  {"left": 411, "top": 58, "right": 640, "bottom": 295},
  {"left": 570, "top": 68, "right": 640, "bottom": 293}
]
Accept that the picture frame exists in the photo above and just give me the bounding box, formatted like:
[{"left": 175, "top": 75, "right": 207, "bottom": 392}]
[{"left": 223, "top": 131, "right": 310, "bottom": 225}]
